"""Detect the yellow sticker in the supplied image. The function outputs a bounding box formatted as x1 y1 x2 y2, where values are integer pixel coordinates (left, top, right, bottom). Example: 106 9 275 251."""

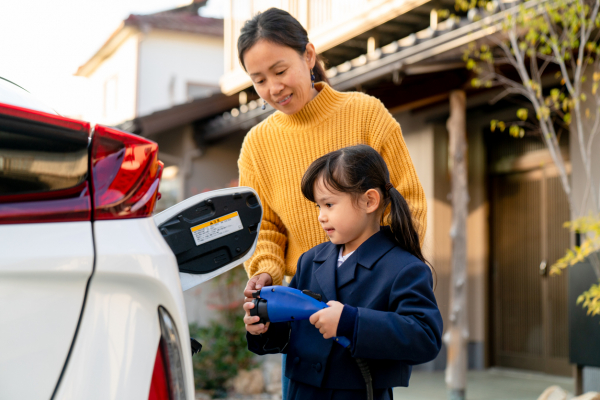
190 212 243 246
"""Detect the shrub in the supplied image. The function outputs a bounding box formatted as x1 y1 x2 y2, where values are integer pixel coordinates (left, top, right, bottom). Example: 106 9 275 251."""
189 266 257 396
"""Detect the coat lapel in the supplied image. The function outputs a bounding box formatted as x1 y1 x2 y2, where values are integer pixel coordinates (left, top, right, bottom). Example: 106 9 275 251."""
312 228 398 301
337 228 398 290
313 243 339 302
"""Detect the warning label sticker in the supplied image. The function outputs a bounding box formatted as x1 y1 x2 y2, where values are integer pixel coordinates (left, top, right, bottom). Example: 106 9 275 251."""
190 212 244 246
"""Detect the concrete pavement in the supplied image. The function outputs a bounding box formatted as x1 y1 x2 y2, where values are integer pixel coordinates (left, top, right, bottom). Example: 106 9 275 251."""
394 369 574 400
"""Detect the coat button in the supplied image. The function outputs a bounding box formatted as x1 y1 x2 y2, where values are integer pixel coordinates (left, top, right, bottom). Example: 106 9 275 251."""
314 362 322 372
293 357 300 365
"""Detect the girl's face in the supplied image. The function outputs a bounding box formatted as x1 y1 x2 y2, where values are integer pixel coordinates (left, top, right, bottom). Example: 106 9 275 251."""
243 39 318 115
313 178 382 254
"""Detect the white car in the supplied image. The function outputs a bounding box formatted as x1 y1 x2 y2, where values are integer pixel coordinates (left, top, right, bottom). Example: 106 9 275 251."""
0 77 262 400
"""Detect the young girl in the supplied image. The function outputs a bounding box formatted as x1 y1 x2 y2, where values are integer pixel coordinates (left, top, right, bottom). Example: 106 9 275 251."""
243 145 443 400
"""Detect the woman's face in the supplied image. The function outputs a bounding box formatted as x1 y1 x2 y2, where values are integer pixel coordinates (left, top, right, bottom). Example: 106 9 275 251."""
243 39 317 115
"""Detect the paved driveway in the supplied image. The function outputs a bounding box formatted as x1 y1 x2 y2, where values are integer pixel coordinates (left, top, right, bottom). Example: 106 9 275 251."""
394 369 574 400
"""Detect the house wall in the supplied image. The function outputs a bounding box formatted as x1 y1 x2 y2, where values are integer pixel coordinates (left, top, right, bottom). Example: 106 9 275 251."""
571 72 600 392
137 30 224 118
153 125 246 327
395 105 489 370
186 131 246 196
84 35 139 126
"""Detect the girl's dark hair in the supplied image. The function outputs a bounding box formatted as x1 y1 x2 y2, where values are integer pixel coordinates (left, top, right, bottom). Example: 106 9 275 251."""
301 144 431 269
237 8 329 84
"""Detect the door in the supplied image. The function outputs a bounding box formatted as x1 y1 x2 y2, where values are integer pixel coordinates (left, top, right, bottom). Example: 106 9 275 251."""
154 186 263 290
490 163 571 375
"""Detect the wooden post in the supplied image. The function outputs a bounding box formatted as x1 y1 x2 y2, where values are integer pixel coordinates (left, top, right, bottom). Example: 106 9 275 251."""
444 90 469 400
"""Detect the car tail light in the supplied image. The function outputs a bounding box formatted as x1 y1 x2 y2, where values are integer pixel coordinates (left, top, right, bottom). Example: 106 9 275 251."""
0 102 90 133
91 125 163 220
149 307 188 400
0 102 91 224
148 344 170 400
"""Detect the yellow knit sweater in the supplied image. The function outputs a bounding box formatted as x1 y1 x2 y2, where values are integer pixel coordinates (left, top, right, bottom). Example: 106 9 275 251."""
238 82 427 285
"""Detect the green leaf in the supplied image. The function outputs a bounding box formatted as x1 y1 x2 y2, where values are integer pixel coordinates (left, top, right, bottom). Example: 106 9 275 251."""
509 125 521 137
517 108 529 120
564 113 572 124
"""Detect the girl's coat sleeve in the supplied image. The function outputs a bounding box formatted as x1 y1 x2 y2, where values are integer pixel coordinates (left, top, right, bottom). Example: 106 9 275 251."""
351 262 443 365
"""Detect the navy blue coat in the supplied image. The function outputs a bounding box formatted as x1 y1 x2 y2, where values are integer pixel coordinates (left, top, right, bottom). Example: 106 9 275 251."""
247 228 443 394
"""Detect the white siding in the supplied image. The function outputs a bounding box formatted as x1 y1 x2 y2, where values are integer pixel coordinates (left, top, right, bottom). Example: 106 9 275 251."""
137 30 224 117
85 35 139 126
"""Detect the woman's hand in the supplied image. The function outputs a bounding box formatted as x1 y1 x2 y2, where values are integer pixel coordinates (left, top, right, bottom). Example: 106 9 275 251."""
243 301 270 335
243 273 273 302
309 301 344 339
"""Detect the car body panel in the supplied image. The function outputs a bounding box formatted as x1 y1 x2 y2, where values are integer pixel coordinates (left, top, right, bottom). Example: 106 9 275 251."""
54 217 194 400
0 78 56 114
0 222 93 400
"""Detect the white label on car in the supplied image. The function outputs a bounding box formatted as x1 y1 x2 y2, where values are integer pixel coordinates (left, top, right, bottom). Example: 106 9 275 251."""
190 212 243 246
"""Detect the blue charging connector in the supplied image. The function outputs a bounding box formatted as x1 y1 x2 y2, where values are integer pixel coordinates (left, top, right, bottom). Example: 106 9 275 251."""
251 286 351 348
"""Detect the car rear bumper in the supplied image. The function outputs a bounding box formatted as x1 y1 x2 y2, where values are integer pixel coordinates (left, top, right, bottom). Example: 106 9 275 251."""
53 217 194 400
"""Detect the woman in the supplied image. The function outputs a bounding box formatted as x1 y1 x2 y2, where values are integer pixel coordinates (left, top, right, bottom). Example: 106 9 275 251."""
236 7 427 397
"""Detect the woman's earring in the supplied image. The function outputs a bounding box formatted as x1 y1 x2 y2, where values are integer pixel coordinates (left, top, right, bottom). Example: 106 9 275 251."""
262 100 266 110
311 69 315 89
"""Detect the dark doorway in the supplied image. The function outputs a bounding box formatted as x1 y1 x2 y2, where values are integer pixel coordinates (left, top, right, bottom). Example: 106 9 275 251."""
488 136 571 376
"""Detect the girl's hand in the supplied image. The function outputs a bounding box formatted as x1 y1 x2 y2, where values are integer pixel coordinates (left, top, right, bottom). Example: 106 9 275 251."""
309 301 344 339
243 301 270 335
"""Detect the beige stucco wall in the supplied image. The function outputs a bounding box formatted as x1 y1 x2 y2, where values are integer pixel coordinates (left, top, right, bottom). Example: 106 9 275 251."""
571 71 600 219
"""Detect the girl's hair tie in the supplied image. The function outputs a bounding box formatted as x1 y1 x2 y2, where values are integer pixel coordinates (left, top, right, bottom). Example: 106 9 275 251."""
385 182 394 192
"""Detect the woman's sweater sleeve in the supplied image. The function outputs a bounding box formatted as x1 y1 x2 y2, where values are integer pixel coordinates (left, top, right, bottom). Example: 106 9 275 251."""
238 144 288 286
370 100 428 244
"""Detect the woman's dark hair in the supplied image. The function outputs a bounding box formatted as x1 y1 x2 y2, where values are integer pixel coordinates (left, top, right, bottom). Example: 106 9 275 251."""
301 144 432 271
237 8 329 84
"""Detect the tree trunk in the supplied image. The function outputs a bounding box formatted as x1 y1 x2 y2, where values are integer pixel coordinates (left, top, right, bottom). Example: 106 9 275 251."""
444 90 469 400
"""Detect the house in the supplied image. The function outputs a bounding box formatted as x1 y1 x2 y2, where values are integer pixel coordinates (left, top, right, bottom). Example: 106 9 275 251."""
75 0 242 328
207 0 600 393
76 0 224 126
